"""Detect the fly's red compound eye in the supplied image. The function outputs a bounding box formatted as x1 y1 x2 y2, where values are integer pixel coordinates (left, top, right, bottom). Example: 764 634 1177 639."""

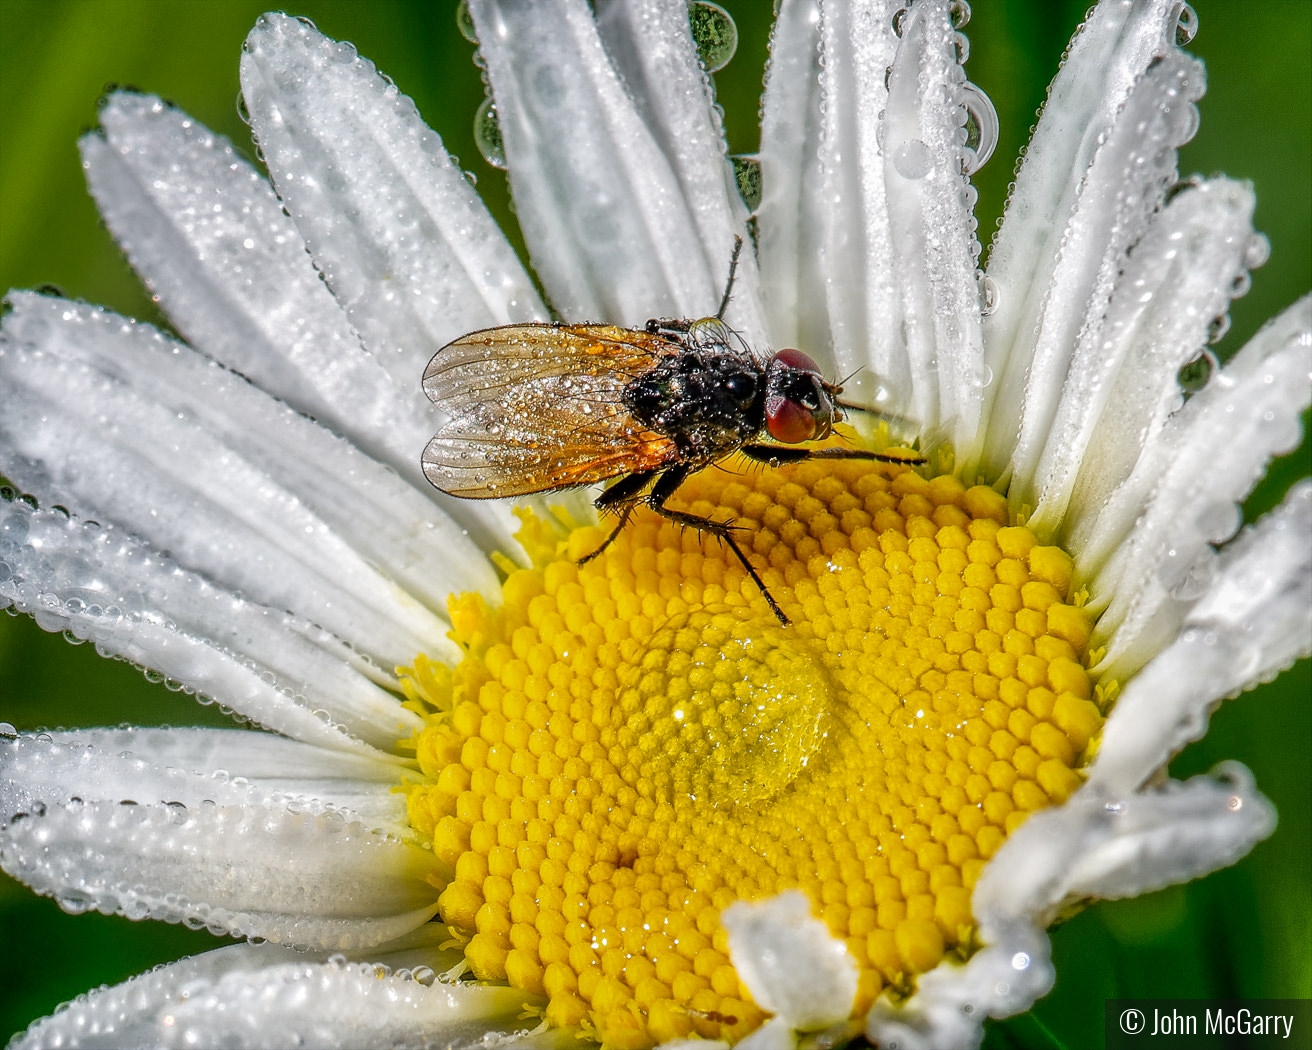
766 397 820 442
773 348 823 373
765 348 834 444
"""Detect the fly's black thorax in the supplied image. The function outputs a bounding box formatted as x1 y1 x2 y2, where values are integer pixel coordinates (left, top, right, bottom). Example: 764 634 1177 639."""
622 346 765 465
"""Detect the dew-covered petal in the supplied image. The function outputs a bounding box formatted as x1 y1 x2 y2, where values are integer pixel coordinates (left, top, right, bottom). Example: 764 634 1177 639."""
758 0 984 441
2 729 412 840
763 0 908 391
1040 177 1257 542
865 923 1052 1050
1090 483 1312 793
81 93 434 481
10 942 545 1050
1088 297 1311 675
592 0 768 344
980 765 1274 925
723 891 858 1032
0 500 420 753
0 789 441 950
868 765 1274 1048
0 293 494 663
467 0 728 326
756 0 830 355
1075 295 1311 572
240 12 547 387
981 0 1203 500
881 0 987 453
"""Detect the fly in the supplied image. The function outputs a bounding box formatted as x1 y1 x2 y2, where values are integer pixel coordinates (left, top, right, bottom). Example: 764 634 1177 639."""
422 239 922 625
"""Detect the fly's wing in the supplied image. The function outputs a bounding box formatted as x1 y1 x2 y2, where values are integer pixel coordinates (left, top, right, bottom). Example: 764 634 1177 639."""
422 324 681 498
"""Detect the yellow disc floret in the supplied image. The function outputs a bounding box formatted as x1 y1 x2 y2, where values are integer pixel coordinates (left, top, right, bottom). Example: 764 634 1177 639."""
401 454 1100 1046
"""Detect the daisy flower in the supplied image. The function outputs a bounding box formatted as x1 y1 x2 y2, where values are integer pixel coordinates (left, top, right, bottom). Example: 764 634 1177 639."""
2 1 1309 1047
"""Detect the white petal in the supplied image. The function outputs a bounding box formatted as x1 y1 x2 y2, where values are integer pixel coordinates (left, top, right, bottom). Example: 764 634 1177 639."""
758 0 985 440
722 890 858 1032
0 792 440 950
1077 295 1310 574
240 13 547 383
771 0 907 391
1090 297 1311 675
10 943 540 1050
1064 764 1277 899
1089 483 1312 792
1046 178 1258 543
467 0 725 325
977 765 1274 927
881 0 987 452
593 0 768 344
1187 480 1312 684
982 2 1203 501
81 93 434 481
0 501 420 753
3 729 412 839
0 293 489 664
756 0 830 355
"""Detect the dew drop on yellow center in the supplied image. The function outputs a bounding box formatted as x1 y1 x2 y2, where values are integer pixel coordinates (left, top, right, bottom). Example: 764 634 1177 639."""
401 455 1102 1047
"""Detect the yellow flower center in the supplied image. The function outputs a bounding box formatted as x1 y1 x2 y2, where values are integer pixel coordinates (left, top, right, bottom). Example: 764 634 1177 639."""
401 452 1102 1047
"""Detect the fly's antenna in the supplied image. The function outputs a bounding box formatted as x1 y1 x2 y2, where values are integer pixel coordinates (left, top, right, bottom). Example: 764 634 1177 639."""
716 235 745 321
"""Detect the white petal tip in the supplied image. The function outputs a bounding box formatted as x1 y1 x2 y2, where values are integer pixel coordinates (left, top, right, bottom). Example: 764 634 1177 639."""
723 890 858 1032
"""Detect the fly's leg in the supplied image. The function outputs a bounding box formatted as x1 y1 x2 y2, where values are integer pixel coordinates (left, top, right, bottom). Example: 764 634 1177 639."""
715 235 744 321
740 444 927 467
643 465 790 627
579 470 656 565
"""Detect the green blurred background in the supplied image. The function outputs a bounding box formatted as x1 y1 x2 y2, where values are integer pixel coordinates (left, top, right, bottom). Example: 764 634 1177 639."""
0 1 1307 1046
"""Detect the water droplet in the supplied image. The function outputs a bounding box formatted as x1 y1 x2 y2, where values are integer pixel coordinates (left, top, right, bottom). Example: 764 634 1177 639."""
0 723 16 740
953 31 970 65
978 273 999 316
1174 2 1199 45
892 139 934 179
1244 232 1271 269
731 154 762 211
1207 314 1231 344
412 966 436 986
961 83 999 175
455 0 478 44
689 2 737 73
1167 559 1213 601
627 607 835 809
473 96 506 170
1230 270 1252 298
1176 348 1217 392
949 0 971 29
892 7 908 37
